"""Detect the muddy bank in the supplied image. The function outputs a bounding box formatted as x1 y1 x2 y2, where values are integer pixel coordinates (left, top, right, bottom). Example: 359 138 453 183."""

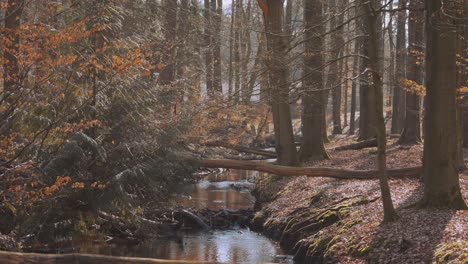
249 173 467 263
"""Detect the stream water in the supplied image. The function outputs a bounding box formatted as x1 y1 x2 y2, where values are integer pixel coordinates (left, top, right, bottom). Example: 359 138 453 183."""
25 167 293 263
162 167 293 263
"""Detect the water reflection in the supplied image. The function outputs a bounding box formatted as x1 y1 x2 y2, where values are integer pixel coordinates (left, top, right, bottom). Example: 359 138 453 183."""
26 166 294 263
178 168 263 211
63 229 291 263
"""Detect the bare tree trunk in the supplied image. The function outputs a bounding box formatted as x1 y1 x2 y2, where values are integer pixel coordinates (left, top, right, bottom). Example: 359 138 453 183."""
179 1 190 70
234 0 241 103
420 0 467 209
343 38 350 128
285 0 293 42
259 0 298 166
204 0 214 97
391 0 407 134
248 33 265 94
456 5 466 171
213 0 223 94
258 34 269 103
330 0 343 135
463 6 468 147
357 7 377 141
399 0 422 144
363 0 398 222
190 0 202 101
228 0 235 98
300 0 329 161
386 3 396 119
241 0 253 103
202 159 421 179
322 1 330 143
160 0 178 86
349 32 359 135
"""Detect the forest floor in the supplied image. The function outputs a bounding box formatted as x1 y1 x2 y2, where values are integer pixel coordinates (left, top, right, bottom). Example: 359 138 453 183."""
252 136 467 264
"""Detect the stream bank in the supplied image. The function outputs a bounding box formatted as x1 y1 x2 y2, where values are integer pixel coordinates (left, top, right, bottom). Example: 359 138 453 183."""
17 165 293 264
247 145 467 264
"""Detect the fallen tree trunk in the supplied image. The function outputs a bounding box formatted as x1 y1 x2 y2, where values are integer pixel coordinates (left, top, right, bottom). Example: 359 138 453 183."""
201 159 421 180
333 139 377 151
177 209 211 230
223 154 272 160
0 251 218 264
203 142 277 158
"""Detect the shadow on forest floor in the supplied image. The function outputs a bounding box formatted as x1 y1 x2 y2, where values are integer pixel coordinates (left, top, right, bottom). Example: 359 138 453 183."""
367 185 459 263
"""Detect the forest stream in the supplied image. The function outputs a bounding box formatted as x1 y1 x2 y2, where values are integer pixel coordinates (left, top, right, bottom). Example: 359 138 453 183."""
23 165 294 264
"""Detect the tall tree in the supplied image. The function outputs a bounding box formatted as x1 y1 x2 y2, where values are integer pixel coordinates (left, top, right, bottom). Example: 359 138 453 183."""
349 39 359 135
160 0 178 86
357 2 377 141
455 1 466 171
241 0 253 103
228 0 235 98
212 0 223 94
204 0 214 97
3 0 25 106
363 0 398 222
300 0 329 161
234 0 241 102
391 0 407 134
398 0 422 144
420 0 467 209
330 0 344 135
285 0 293 43
258 0 298 165
190 0 202 101
463 4 468 147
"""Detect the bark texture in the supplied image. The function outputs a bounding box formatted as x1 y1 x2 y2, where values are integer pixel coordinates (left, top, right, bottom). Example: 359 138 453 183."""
213 0 223 94
364 0 398 221
330 0 344 135
349 35 359 135
299 0 330 161
159 0 178 86
391 0 407 134
260 0 298 165
204 0 214 96
357 3 377 141
420 0 467 209
399 0 423 144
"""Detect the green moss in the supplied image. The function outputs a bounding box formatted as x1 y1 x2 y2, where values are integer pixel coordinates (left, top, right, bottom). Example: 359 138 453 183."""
309 191 323 204
277 187 292 196
338 219 362 234
338 207 351 218
318 210 339 224
308 233 333 253
433 241 468 263
346 236 373 257
348 244 372 257
359 245 372 256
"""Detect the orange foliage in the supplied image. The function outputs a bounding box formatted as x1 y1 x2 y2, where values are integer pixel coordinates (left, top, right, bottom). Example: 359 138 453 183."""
401 78 426 97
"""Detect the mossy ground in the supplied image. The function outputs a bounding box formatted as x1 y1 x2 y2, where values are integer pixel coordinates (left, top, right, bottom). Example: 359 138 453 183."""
251 154 467 263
